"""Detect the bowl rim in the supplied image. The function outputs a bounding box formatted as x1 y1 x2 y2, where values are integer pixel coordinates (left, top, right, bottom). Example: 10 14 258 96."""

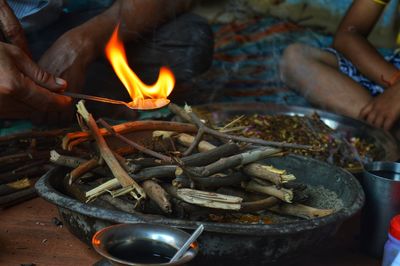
92 223 198 266
364 161 400 183
36 154 365 236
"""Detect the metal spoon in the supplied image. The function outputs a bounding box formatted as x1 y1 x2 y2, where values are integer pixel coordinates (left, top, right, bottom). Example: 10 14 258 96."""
170 224 204 263
62 92 170 110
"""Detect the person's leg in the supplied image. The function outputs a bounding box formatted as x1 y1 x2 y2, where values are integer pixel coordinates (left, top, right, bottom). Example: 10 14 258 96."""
126 13 214 84
280 43 372 119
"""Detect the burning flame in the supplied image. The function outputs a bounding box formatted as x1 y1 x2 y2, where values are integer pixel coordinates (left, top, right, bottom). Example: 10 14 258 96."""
105 24 175 110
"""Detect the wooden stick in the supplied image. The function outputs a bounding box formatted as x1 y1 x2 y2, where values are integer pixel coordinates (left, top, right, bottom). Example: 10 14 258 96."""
0 178 31 196
251 176 273 187
98 119 172 163
243 164 296 185
128 158 163 168
62 120 197 150
0 151 49 165
9 159 48 174
50 150 108 176
183 127 204 156
142 180 172 213
176 134 293 187
113 152 132 173
85 165 178 201
243 180 293 203
76 101 145 201
134 165 177 182
68 175 139 213
181 143 240 167
176 188 243 210
190 172 247 189
0 187 37 208
85 178 120 201
240 197 280 212
50 150 88 168
184 147 281 177
176 133 216 152
168 103 192 122
0 167 46 185
172 176 192 189
268 203 335 219
169 197 205 219
283 182 307 191
69 158 99 185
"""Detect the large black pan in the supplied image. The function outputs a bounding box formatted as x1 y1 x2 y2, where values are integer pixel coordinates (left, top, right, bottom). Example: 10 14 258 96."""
36 155 364 265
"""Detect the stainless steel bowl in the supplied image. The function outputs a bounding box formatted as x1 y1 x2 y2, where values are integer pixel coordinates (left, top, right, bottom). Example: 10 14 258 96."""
92 223 198 266
361 162 400 257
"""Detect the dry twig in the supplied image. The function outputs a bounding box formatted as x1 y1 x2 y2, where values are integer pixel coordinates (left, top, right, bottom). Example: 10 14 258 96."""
76 101 145 202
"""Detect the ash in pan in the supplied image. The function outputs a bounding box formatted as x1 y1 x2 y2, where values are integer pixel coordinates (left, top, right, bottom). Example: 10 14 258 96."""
221 113 377 171
305 185 344 211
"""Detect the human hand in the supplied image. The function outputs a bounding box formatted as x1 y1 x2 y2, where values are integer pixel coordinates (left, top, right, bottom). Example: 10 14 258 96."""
0 42 72 123
359 84 400 130
39 26 96 94
0 0 72 124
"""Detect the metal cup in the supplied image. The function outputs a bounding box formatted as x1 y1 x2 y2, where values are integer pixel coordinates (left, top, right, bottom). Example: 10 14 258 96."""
361 161 400 257
92 223 199 266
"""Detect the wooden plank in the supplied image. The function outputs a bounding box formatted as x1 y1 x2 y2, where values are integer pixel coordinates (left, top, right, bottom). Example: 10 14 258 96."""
0 198 100 266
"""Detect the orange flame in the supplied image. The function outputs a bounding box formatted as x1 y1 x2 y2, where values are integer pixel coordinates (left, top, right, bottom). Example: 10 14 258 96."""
105 24 175 109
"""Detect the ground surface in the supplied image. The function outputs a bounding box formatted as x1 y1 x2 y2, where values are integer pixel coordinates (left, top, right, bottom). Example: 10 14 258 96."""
0 197 381 266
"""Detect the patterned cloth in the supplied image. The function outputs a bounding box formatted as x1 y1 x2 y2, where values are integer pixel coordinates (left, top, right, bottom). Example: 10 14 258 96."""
8 0 63 32
325 47 400 96
186 17 333 106
7 0 113 32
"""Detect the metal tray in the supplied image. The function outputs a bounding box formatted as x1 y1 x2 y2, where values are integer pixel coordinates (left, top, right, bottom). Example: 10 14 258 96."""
194 102 400 166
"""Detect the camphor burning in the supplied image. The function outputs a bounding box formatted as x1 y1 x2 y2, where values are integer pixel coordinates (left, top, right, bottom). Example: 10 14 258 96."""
105 24 175 110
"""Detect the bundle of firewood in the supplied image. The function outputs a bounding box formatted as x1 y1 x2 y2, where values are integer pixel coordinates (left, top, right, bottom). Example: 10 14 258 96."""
48 101 336 222
0 128 71 208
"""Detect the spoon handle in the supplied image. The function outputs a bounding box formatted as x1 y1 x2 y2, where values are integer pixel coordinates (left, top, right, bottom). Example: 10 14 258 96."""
170 224 204 262
63 92 127 106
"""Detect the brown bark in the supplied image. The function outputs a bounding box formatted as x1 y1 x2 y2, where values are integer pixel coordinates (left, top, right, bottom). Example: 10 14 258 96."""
63 120 196 150
0 187 37 208
243 180 293 203
181 143 241 167
142 180 172 213
243 164 296 185
186 147 281 177
69 158 99 185
76 101 145 201
269 203 335 219
98 119 172 163
240 197 280 212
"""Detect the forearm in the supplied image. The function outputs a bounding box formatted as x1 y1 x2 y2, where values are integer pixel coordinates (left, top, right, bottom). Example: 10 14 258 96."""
333 31 398 87
73 0 193 62
331 0 397 87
